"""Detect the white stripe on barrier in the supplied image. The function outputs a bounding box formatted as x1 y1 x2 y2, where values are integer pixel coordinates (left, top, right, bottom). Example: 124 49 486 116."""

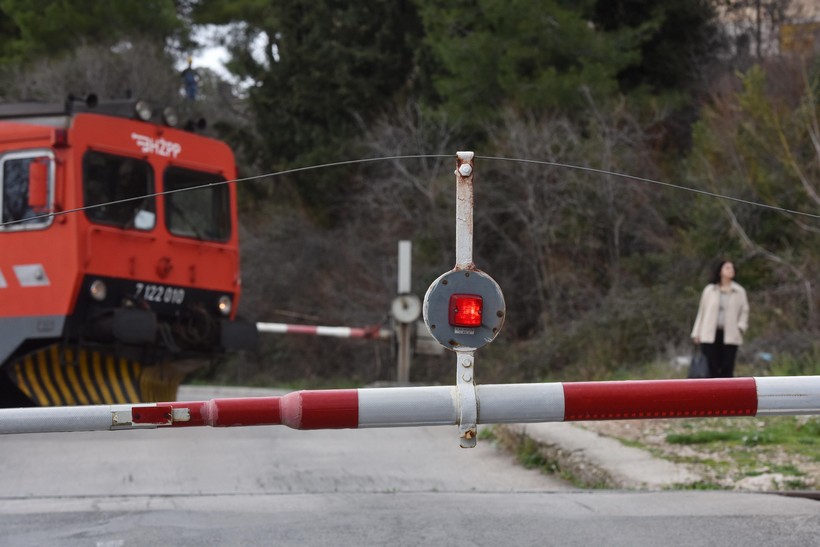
0 407 112 433
0 404 164 434
315 326 354 338
358 386 457 427
755 376 820 415
478 383 565 423
257 323 288 334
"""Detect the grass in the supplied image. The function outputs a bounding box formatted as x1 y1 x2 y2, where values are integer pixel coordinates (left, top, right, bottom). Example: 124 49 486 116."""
664 416 820 458
482 426 612 489
617 416 820 489
667 430 741 444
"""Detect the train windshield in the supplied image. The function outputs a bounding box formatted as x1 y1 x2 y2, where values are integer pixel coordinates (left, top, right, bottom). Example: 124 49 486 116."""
164 167 230 242
83 152 155 230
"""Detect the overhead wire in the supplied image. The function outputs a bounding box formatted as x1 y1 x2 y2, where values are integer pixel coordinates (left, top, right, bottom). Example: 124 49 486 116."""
1 153 818 228
477 155 820 220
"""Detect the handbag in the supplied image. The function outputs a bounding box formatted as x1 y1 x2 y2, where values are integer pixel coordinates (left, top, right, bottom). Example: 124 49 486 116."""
688 346 710 379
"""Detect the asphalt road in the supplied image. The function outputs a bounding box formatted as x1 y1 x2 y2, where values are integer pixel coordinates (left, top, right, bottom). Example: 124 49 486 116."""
0 385 818 546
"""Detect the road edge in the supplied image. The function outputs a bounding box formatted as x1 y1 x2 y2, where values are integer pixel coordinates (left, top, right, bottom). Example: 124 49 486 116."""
496 422 702 490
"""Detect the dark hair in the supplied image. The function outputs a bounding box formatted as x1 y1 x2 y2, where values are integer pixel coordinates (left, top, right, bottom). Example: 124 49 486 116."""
709 260 734 285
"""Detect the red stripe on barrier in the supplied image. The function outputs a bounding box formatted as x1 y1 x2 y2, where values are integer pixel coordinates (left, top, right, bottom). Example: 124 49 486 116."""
201 397 282 427
280 389 359 429
287 325 318 335
132 404 174 425
563 378 758 421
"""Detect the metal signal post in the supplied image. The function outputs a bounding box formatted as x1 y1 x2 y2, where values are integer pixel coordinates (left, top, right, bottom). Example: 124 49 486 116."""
421 152 506 447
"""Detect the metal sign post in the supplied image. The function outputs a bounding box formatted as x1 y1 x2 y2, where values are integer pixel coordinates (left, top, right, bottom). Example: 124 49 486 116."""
392 240 421 385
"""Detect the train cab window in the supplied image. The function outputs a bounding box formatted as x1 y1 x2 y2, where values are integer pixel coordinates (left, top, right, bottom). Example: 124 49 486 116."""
83 151 155 230
164 167 230 242
0 152 54 231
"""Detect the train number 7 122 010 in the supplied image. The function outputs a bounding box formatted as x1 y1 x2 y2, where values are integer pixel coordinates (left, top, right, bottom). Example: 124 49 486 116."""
135 282 186 305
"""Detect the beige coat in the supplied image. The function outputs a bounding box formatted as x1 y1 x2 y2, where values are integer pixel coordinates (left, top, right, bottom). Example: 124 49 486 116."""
691 282 749 345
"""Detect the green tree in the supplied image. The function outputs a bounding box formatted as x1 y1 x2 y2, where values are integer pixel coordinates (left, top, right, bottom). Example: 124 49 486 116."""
589 0 722 96
0 0 184 62
192 0 423 221
414 0 642 123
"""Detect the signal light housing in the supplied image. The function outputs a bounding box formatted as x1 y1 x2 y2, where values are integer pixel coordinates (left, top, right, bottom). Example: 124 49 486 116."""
448 294 483 328
423 269 505 351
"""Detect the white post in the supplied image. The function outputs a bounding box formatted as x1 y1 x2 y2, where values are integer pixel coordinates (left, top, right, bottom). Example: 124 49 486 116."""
397 240 413 385
398 240 412 294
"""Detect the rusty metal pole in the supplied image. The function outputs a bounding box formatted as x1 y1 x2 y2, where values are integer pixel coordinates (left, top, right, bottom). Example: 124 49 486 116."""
455 152 475 272
454 151 477 447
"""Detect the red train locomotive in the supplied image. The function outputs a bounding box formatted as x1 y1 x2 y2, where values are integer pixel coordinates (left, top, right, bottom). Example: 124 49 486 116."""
0 96 257 407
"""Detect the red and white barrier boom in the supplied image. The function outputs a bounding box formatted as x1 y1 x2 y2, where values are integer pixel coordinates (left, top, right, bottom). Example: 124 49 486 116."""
256 322 390 339
1 376 819 435
2 153 817 443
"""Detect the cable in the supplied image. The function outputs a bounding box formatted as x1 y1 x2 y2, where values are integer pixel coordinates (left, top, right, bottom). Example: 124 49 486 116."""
477 155 820 220
1 153 817 228
0 155 449 228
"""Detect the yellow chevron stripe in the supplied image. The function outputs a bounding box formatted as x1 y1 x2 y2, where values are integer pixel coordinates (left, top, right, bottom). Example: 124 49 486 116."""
62 349 90 406
37 350 63 406
6 345 149 407
49 348 76 406
14 362 33 399
92 352 114 404
24 354 50 406
79 349 103 405
106 354 127 403
121 357 141 402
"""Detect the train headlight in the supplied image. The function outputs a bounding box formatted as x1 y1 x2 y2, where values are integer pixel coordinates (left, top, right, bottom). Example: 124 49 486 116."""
162 106 178 127
134 100 153 121
90 280 107 302
218 295 232 316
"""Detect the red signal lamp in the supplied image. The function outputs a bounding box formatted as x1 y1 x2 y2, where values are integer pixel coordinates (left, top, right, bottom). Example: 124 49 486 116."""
448 294 483 327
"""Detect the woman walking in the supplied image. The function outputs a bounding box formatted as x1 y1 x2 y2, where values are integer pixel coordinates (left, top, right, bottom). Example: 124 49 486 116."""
691 260 750 378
